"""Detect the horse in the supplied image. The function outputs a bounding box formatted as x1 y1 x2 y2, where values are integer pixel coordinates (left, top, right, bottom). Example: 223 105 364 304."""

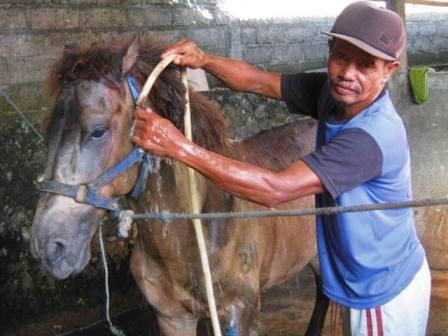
30 37 329 336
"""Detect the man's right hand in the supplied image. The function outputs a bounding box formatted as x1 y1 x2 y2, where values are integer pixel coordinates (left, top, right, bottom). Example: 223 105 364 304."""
161 38 208 69
161 38 282 99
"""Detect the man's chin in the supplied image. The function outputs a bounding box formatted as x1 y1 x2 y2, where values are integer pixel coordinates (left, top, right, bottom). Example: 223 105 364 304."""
330 89 358 105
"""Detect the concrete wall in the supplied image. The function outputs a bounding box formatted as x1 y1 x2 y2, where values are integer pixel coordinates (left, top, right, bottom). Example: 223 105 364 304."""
1 1 447 334
1 2 447 113
406 13 448 65
400 71 448 271
0 0 228 114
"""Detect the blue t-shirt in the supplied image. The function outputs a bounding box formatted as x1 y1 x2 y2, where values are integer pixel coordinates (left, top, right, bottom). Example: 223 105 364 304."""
281 73 425 309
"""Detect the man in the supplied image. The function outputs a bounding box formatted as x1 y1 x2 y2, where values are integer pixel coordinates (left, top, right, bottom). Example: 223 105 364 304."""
133 1 430 335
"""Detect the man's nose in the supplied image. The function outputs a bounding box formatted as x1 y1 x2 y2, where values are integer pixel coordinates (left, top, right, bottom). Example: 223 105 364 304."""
340 62 357 80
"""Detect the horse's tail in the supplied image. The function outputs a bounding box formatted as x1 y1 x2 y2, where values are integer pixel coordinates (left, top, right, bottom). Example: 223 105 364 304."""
304 265 330 336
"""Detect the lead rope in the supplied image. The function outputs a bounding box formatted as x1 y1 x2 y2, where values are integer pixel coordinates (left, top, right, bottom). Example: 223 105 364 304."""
131 55 222 336
99 222 126 336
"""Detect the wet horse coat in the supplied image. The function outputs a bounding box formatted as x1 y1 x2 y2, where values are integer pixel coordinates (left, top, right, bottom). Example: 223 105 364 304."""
31 38 328 335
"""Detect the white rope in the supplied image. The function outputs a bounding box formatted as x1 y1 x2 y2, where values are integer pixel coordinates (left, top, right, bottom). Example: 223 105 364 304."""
99 222 126 336
181 68 222 336
136 53 177 107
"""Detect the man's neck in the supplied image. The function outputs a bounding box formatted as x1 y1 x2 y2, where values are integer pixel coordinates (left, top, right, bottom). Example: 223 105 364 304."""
337 102 369 121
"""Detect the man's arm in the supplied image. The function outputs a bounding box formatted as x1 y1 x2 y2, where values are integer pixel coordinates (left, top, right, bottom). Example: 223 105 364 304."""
133 108 324 207
162 38 282 99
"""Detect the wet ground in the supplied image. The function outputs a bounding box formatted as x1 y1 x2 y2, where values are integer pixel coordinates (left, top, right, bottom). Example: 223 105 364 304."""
48 267 318 336
41 266 448 336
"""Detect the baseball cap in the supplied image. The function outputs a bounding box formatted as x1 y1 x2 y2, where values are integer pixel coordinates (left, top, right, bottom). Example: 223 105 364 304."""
322 1 406 61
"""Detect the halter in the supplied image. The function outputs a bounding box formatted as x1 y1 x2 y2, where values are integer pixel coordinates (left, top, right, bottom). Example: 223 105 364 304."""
36 75 152 217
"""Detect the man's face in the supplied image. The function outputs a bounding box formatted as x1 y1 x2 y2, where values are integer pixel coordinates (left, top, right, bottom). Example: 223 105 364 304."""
327 39 399 111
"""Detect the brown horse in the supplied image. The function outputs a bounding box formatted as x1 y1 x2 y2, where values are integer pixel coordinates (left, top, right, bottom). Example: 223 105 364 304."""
30 38 328 335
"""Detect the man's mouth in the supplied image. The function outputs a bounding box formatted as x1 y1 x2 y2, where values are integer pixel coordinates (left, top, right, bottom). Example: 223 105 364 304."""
335 84 357 95
331 78 361 95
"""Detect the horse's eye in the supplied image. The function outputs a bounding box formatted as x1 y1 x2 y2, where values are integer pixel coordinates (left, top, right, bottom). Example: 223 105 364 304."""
90 127 109 140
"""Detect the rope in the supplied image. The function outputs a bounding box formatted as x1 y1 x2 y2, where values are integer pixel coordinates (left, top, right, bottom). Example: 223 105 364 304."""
0 88 45 142
129 196 448 222
135 53 177 107
181 68 222 336
98 223 126 336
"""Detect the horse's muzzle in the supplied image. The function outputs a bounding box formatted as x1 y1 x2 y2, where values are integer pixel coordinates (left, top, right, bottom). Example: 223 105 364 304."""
33 236 90 279
30 234 71 279
31 194 103 279
45 238 68 270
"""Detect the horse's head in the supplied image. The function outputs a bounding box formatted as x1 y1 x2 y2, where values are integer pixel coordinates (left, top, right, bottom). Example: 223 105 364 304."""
31 37 226 280
30 38 149 279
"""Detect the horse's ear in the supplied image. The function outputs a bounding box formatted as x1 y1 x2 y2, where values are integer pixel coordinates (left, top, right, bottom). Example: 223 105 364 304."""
63 42 80 54
122 36 140 75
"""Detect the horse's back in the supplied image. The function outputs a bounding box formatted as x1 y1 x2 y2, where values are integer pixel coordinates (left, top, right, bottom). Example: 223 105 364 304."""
225 118 318 289
234 117 317 170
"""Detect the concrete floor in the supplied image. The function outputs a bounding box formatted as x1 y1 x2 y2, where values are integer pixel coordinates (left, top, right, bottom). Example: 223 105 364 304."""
260 267 448 336
14 265 444 336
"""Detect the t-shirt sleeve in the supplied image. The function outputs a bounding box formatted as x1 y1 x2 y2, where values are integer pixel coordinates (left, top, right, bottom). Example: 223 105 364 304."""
281 72 328 119
302 127 383 199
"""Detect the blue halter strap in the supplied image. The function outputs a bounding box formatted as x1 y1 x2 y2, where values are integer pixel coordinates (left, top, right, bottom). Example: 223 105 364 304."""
37 146 146 212
127 75 140 105
126 75 153 199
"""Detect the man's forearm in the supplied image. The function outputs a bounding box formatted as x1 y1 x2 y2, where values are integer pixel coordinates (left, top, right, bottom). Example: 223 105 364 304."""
132 108 324 205
203 54 282 99
173 138 323 207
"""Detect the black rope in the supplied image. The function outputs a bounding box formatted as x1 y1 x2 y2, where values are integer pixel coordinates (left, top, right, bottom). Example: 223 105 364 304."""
131 196 448 222
0 88 45 142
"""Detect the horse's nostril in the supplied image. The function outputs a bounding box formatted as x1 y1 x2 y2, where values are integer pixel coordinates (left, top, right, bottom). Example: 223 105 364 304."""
46 239 67 268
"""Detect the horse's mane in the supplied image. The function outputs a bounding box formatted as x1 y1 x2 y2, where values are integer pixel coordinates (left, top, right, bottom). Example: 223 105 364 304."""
47 39 227 151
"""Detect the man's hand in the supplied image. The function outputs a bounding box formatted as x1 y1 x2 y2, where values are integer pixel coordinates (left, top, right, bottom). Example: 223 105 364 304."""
161 38 208 69
133 107 186 158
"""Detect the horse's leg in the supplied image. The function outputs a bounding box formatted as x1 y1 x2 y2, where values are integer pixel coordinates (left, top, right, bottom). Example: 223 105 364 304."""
157 315 199 336
131 243 199 335
304 265 329 336
221 294 259 336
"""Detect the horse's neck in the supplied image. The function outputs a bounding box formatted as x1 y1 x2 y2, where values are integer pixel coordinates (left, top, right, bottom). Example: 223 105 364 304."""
138 157 207 224
173 160 207 211
131 157 214 269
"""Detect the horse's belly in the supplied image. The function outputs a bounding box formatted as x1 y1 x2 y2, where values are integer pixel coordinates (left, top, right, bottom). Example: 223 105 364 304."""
258 201 317 289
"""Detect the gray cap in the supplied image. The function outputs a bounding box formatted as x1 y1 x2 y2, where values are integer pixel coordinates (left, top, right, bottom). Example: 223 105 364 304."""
322 1 406 61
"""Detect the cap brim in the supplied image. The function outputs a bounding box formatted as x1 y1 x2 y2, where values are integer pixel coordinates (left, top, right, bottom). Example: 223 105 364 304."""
321 31 397 61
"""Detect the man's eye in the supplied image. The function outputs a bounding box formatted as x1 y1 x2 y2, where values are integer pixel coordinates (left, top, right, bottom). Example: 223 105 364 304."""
359 61 373 69
91 127 109 140
333 53 346 62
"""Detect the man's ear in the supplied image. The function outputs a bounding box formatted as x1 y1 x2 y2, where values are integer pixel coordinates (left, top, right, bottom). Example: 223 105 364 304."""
384 60 400 81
